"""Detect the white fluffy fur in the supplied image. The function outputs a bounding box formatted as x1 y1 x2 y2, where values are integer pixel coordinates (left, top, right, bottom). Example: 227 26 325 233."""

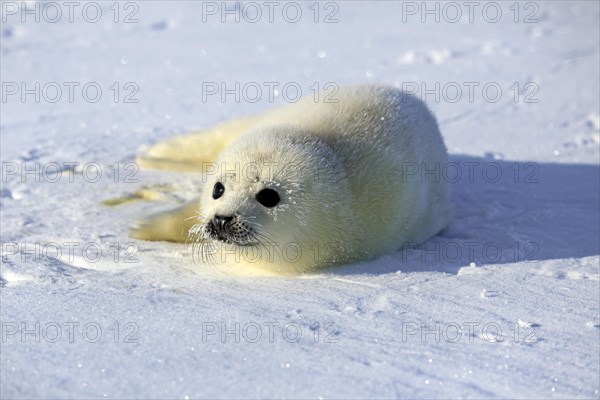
131 85 452 275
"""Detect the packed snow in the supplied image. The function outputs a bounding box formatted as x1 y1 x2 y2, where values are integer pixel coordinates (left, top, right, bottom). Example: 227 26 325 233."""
1 1 599 398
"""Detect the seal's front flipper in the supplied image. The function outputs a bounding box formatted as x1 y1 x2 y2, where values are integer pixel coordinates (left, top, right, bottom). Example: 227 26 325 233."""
137 116 261 172
130 199 201 243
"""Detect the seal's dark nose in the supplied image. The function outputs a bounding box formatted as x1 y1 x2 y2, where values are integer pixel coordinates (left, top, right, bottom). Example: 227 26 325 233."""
213 215 233 233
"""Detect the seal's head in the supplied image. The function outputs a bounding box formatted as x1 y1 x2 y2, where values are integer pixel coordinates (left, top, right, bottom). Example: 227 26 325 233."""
190 126 356 274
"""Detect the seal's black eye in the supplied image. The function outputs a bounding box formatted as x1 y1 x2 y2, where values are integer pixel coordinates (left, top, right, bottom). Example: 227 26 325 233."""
256 188 280 208
212 182 225 199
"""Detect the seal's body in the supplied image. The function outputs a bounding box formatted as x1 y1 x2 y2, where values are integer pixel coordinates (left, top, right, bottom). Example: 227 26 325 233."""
132 85 452 274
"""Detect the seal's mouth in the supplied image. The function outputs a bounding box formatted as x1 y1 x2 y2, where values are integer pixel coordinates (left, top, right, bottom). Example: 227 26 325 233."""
205 221 258 247
212 234 258 247
216 237 258 247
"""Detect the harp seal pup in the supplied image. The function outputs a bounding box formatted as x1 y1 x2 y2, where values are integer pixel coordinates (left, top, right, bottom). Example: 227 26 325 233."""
131 85 452 275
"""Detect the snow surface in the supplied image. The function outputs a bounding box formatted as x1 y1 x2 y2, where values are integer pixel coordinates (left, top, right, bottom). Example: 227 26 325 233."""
1 1 599 398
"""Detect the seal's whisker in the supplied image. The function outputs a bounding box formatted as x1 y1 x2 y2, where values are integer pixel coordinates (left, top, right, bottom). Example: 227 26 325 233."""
247 221 277 244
